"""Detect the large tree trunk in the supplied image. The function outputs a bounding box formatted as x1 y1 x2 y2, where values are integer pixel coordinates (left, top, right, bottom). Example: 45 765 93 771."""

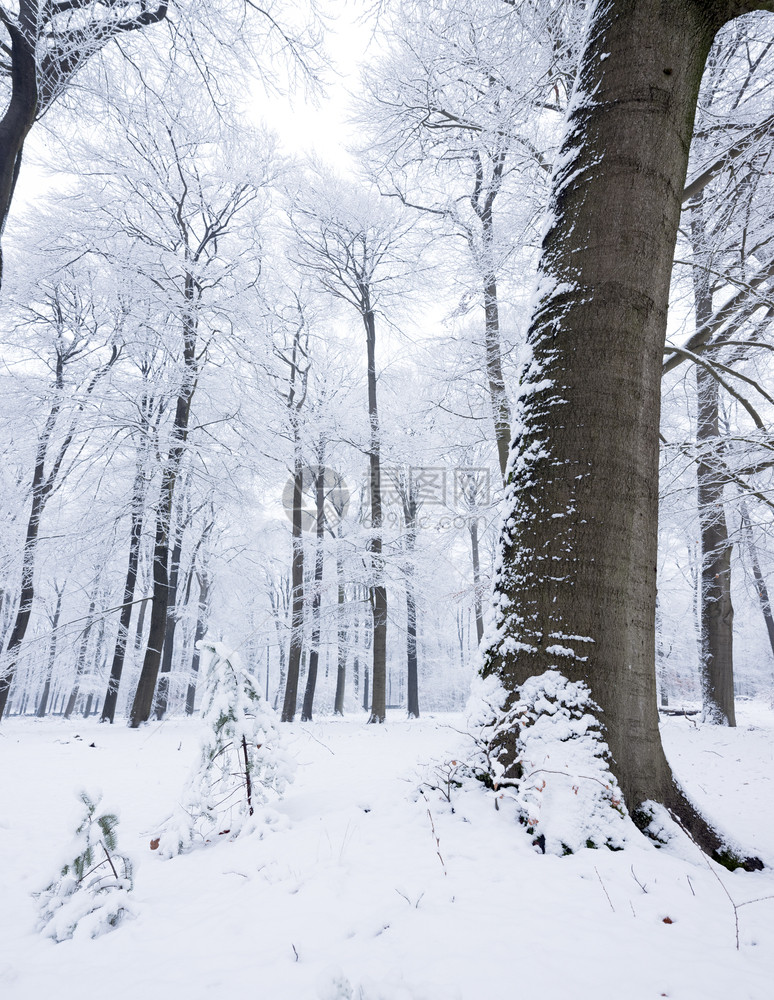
0 2 38 284
483 0 771 863
365 307 387 723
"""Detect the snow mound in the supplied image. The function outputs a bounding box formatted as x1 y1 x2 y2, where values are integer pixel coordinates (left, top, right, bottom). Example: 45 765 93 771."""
468 669 627 855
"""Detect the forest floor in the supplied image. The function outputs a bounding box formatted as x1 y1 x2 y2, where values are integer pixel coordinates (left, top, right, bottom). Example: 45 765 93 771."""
1 700 774 1000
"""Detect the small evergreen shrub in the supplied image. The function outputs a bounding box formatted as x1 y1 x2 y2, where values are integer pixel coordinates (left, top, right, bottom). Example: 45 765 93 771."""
37 790 134 942
154 640 294 857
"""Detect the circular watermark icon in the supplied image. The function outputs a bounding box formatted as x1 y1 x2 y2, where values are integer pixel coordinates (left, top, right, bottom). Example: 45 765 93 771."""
282 465 350 533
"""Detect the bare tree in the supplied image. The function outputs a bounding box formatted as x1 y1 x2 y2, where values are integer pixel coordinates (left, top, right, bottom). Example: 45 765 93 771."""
0 1 168 282
288 173 417 723
0 276 120 720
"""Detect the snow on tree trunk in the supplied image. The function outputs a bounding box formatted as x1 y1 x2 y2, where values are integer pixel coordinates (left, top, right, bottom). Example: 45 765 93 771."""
478 0 772 864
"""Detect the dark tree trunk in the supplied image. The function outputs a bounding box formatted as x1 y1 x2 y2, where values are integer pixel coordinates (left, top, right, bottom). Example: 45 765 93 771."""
690 194 735 725
0 1 38 284
364 307 387 723
333 535 348 716
470 519 485 647
153 510 186 719
0 392 62 719
301 461 326 721
401 485 420 719
352 615 360 700
695 363 736 724
129 273 197 728
483 0 771 862
281 458 306 722
101 468 145 723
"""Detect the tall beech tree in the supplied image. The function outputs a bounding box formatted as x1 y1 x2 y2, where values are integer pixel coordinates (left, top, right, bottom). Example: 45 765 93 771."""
0 277 119 720
481 0 774 864
289 174 416 723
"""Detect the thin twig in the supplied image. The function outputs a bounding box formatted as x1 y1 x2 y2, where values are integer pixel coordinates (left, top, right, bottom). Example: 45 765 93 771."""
595 867 615 912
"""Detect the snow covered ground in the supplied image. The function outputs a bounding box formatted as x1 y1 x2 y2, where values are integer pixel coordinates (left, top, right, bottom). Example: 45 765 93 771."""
1 702 774 1000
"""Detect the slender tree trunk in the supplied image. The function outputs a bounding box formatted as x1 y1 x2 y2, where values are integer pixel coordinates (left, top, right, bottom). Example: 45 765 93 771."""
64 591 98 720
690 194 735 725
129 273 197 728
695 362 736 724
101 468 145 723
333 533 348 716
352 615 360 700
364 307 387 723
739 500 774 663
282 458 305 722
154 510 186 719
470 147 511 482
301 461 326 721
186 571 210 715
0 397 61 719
36 584 64 718
483 0 770 861
469 519 485 646
655 596 670 709
482 269 511 483
402 490 420 719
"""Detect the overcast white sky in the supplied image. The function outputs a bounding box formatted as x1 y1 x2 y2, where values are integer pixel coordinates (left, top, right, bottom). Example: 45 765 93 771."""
259 2 375 171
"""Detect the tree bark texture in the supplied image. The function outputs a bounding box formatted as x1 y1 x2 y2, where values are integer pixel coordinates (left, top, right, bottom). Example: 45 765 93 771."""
364 307 387 723
690 195 736 726
483 0 771 860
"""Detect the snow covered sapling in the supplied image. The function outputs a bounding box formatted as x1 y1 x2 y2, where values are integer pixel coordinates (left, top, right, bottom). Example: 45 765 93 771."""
36 791 134 942
154 640 294 856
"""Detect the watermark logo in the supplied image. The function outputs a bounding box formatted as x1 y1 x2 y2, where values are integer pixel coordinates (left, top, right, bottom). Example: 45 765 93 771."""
282 465 350 532
283 465 493 533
